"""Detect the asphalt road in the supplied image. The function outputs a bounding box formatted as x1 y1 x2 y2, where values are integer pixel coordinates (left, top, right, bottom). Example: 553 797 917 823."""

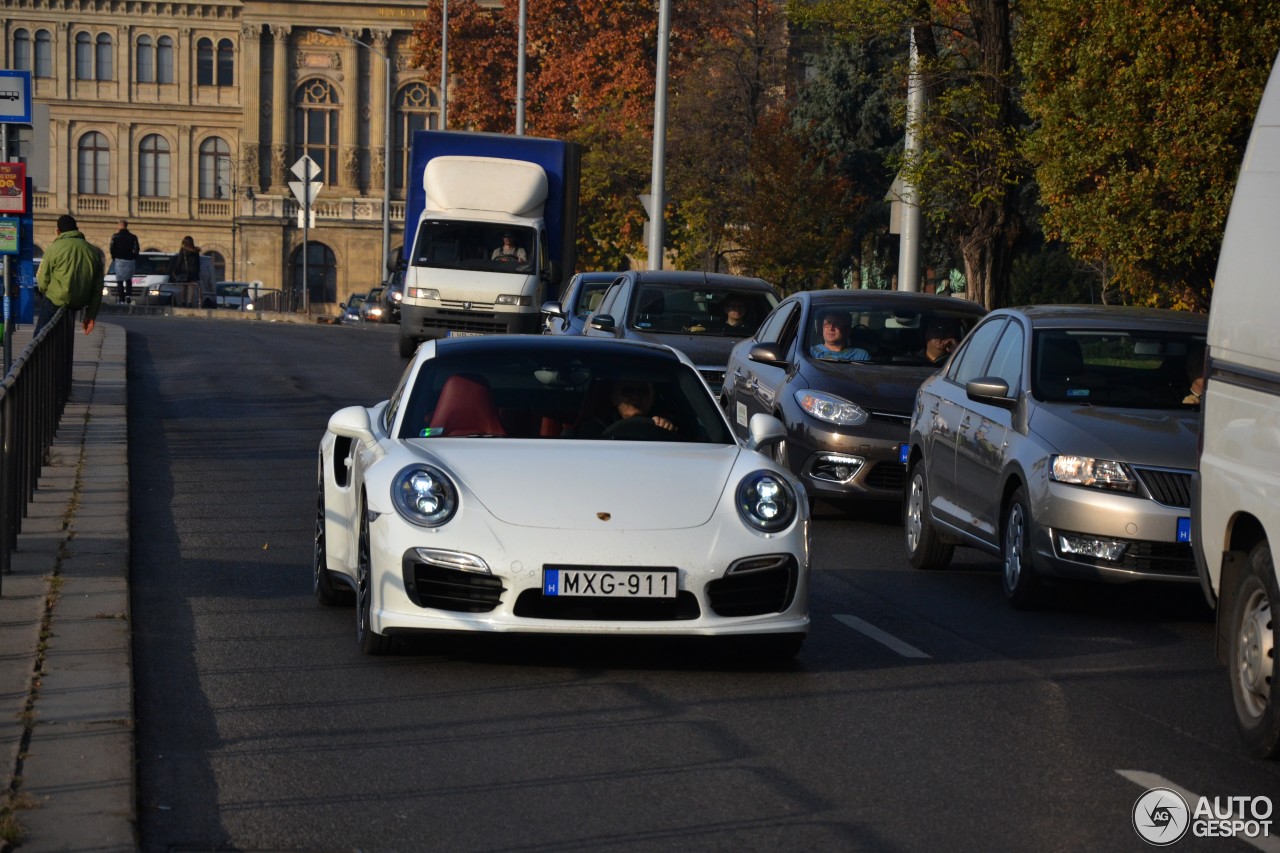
118 315 1280 852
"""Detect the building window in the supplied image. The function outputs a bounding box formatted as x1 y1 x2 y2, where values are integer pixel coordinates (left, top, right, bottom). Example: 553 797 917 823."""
77 132 110 195
75 32 93 80
199 137 232 199
395 83 438 191
205 251 226 282
139 134 170 197
96 33 113 80
217 38 234 86
35 30 52 78
13 30 30 73
197 38 213 86
294 79 340 184
157 36 174 84
291 241 337 305
137 36 154 83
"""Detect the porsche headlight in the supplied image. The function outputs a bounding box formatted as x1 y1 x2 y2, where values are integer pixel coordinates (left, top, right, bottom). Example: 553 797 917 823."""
795 390 868 426
391 465 458 526
736 471 798 533
1050 455 1136 493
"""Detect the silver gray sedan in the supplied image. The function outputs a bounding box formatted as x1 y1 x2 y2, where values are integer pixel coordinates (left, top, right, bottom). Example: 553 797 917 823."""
904 305 1208 608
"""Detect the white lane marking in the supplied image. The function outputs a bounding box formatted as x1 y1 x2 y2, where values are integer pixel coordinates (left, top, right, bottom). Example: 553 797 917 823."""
834 614 931 659
1117 769 1280 853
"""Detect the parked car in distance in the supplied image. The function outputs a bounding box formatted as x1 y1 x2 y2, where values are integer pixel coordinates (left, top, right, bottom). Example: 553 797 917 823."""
723 290 985 507
215 281 275 310
582 270 779 393
1194 51 1280 759
382 268 404 324
362 286 388 323
102 251 173 303
315 335 809 658
140 254 216 308
905 305 1208 609
541 271 619 335
340 293 366 323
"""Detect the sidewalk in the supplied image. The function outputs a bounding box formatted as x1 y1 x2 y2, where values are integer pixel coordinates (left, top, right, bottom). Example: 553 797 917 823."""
0 322 134 851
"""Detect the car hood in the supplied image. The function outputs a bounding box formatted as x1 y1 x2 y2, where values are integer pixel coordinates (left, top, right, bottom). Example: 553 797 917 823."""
1027 404 1199 468
627 330 741 366
404 440 744 529
803 359 938 413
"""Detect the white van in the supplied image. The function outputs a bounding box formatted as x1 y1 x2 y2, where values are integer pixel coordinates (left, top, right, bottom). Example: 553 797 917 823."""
1194 52 1280 759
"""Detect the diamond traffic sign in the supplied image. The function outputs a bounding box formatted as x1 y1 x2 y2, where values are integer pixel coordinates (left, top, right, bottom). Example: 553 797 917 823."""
288 181 323 206
291 154 321 182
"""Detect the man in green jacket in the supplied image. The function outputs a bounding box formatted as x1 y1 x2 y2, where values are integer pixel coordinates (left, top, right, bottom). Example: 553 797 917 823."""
36 214 104 335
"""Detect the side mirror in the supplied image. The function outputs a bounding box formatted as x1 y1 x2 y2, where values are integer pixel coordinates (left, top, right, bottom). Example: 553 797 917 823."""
748 343 789 369
746 413 787 453
541 300 566 320
966 377 1016 409
328 405 375 441
589 314 617 334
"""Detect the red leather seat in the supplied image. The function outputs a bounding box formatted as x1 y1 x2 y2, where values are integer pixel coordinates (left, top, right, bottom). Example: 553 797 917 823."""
429 374 506 437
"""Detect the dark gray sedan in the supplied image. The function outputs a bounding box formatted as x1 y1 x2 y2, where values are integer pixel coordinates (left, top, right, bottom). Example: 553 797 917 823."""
581 270 779 393
904 305 1208 608
722 290 985 506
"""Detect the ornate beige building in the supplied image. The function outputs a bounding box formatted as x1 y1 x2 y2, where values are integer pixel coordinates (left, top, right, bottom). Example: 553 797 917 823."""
3 0 461 313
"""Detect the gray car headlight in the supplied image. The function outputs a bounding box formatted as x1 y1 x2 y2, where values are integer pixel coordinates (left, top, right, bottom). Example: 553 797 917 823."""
795 390 868 426
392 465 458 526
736 471 798 533
1050 455 1136 493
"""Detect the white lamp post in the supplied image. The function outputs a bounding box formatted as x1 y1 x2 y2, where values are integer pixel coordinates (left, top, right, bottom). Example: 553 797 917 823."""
319 29 393 278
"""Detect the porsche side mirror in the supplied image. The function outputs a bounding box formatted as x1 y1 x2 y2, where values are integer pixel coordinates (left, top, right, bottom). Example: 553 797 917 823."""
746 413 787 453
328 405 374 441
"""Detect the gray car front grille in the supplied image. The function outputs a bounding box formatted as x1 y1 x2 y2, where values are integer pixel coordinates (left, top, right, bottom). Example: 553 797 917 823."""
1131 466 1193 509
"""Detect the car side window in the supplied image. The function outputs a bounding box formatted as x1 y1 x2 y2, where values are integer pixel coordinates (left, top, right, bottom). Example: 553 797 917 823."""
756 301 798 344
985 321 1025 392
951 318 1007 384
595 279 626 318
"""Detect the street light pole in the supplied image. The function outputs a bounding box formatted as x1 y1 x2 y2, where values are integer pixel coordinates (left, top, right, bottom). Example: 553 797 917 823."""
319 29 393 279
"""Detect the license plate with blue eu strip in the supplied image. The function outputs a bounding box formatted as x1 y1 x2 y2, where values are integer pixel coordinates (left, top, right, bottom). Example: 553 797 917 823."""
543 568 677 598
1177 517 1191 543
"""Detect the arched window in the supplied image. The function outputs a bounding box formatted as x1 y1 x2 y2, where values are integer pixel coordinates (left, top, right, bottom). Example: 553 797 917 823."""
75 32 93 80
139 134 170 197
291 242 337 305
35 30 52 78
204 251 226 282
136 35 154 83
294 79 340 183
13 30 30 73
196 37 214 86
157 36 174 84
395 83 438 191
198 137 232 199
96 33 113 80
217 39 234 86
77 132 110 195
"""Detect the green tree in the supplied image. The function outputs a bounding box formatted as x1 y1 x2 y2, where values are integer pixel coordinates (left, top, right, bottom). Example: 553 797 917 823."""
792 0 1028 308
1017 0 1280 310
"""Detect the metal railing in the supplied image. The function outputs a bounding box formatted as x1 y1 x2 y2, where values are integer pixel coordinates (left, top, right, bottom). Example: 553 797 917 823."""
0 308 75 594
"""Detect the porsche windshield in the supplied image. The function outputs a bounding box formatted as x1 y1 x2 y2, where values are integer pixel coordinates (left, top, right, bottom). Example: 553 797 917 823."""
399 346 735 442
410 221 536 276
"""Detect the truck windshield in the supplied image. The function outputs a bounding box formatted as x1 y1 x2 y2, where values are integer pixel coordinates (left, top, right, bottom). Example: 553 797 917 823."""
410 220 536 275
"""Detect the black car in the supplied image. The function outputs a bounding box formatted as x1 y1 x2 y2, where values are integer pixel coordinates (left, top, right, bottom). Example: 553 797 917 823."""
722 289 986 506
540 271 619 336
581 270 779 393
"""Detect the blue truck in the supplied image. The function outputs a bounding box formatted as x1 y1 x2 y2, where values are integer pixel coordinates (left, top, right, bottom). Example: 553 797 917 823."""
396 130 582 357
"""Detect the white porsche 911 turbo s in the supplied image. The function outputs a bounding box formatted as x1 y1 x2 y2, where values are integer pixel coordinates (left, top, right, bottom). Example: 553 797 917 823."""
316 335 811 657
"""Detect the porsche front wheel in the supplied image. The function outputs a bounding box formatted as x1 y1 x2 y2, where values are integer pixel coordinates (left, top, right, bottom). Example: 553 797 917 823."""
355 496 394 655
313 465 349 606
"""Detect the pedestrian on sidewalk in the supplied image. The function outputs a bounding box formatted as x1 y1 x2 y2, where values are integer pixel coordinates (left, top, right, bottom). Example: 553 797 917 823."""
35 213 104 335
167 235 201 284
108 219 141 303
